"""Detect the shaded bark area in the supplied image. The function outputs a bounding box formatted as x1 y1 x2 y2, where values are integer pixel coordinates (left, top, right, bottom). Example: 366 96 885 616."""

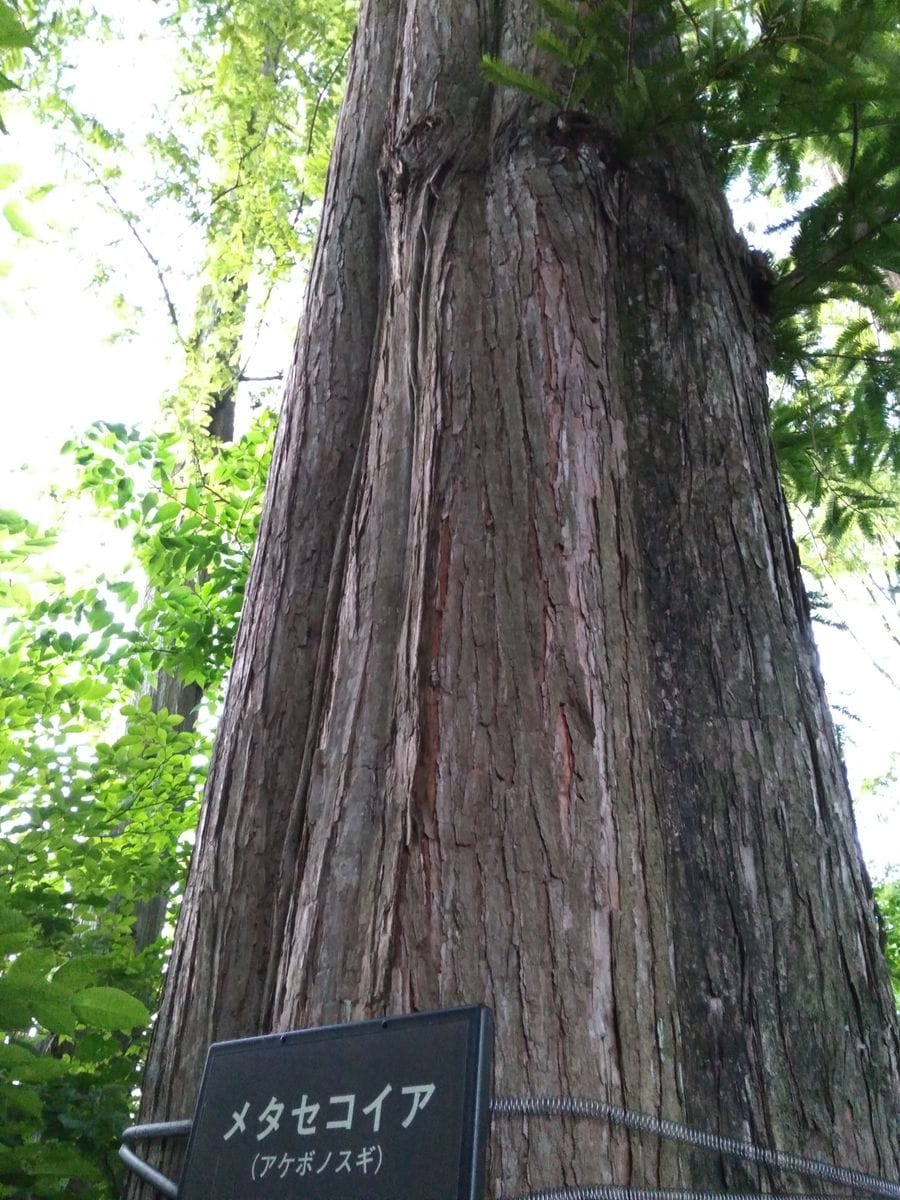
126 7 399 1185
127 1 900 1196
613 158 900 1183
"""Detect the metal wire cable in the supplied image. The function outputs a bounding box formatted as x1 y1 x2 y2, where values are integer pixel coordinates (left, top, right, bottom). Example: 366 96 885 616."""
502 1190 855 1200
117 1097 899 1200
491 1096 900 1200
117 1121 190 1198
504 1190 864 1200
117 1144 178 1199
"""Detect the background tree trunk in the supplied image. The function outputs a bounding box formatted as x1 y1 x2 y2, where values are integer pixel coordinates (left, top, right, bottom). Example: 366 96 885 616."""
131 310 237 957
126 1 900 1196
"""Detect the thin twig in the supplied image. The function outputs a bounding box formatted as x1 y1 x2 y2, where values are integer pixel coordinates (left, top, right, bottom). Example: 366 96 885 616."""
306 40 352 158
780 209 898 294
848 101 860 179
74 151 185 345
796 508 900 694
861 576 900 654
805 350 894 363
732 117 895 150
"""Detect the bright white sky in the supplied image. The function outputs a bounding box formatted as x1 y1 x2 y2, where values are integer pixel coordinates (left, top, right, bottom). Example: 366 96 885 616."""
0 15 897 879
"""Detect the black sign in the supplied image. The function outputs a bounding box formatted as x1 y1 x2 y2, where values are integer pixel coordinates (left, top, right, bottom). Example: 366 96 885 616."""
177 1005 493 1200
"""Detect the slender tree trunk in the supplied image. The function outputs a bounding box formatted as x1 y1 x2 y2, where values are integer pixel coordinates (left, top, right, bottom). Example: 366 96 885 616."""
131 322 237 957
126 2 900 1196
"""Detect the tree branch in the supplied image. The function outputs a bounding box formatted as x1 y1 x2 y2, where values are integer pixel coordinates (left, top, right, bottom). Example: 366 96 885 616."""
778 209 898 297
73 151 186 345
306 41 352 158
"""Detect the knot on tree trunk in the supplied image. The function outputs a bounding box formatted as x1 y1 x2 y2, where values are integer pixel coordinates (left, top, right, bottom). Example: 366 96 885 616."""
382 110 454 202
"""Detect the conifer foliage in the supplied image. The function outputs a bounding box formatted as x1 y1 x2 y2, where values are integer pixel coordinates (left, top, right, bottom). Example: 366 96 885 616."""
0 0 898 1194
484 0 900 540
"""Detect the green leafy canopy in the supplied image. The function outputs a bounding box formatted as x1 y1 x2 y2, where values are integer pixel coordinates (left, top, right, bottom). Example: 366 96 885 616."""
0 1 33 130
0 0 355 1193
0 412 276 1195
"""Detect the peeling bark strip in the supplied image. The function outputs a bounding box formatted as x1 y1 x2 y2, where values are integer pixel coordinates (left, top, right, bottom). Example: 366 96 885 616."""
128 2 900 1198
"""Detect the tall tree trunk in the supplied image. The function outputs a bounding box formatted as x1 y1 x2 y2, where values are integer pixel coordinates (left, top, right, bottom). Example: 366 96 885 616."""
126 2 900 1196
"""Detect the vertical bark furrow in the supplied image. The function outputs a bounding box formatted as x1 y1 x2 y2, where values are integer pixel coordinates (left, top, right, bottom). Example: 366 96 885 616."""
126 5 402 1191
615 150 899 1182
134 6 899 1200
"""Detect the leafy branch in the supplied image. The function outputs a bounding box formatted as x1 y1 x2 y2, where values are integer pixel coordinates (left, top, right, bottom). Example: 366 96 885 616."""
483 0 900 545
72 150 186 344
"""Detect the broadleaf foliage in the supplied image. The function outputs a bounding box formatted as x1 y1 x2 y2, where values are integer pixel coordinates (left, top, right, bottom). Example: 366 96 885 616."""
1 0 898 1193
0 0 354 1193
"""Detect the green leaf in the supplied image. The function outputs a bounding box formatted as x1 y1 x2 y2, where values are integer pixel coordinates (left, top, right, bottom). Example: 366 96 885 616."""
0 980 34 1028
25 1142 102 1180
4 1081 42 1119
0 507 28 532
29 988 77 1035
71 985 150 1031
0 1041 66 1081
0 904 31 936
2 201 34 237
51 956 105 992
155 500 183 523
480 55 561 105
73 1030 117 1063
0 2 32 49
3 946 57 984
0 929 32 954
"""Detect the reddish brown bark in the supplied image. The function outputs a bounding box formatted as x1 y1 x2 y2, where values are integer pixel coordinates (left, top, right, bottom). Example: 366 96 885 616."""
126 2 900 1197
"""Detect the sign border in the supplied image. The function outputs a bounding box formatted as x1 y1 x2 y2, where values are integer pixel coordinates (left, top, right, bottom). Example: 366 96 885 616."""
177 1004 494 1200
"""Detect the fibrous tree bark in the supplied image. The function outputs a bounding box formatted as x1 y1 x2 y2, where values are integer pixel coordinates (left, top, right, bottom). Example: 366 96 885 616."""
126 1 900 1196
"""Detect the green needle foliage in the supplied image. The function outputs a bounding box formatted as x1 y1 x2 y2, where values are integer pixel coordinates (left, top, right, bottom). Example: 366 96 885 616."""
876 878 900 1005
65 413 276 693
483 0 900 547
1 0 897 1191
